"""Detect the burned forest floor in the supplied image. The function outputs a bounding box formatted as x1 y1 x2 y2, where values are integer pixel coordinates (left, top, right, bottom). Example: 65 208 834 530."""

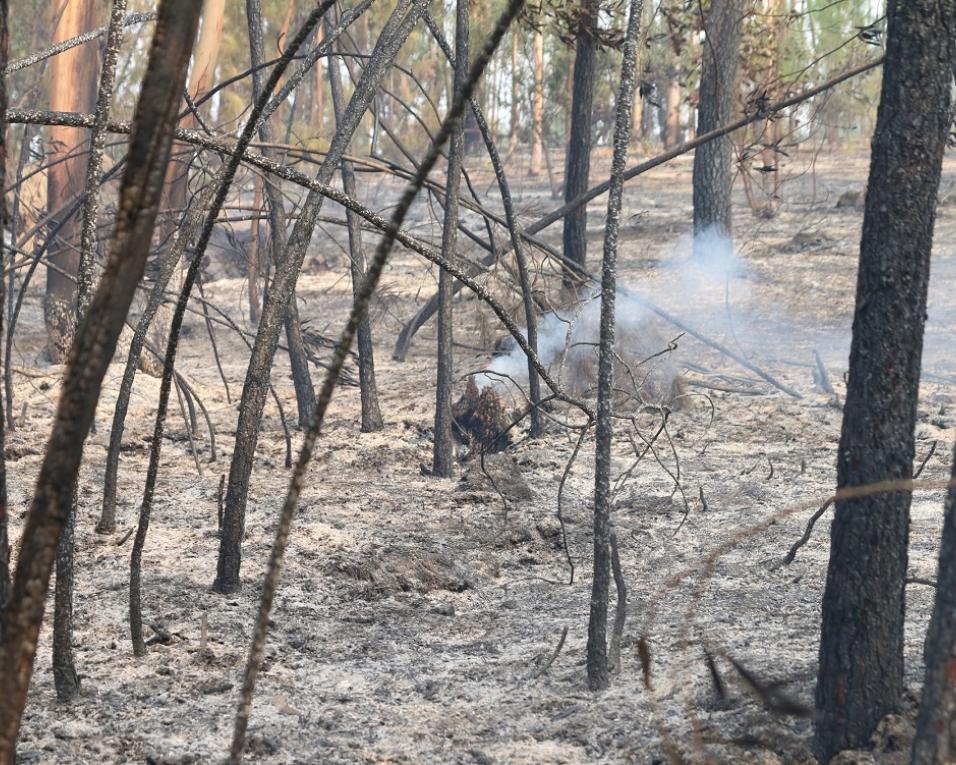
8 148 956 764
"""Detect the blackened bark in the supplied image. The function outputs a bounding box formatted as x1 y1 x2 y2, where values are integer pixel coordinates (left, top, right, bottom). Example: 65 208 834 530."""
814 3 955 761
691 0 741 241
562 0 598 277
587 0 643 692
326 18 383 433
0 3 201 758
433 0 469 477
52 495 79 700
215 0 424 594
914 447 956 763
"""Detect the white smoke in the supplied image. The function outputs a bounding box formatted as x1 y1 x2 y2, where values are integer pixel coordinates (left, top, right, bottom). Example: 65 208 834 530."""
479 226 750 402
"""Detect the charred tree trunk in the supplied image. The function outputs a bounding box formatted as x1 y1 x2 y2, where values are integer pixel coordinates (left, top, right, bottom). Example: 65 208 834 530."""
587 0 643 693
0 3 201 758
813 3 955 761
215 0 424 594
562 0 598 278
45 0 99 362
692 0 742 241
433 0 469 477
326 15 383 433
914 448 956 763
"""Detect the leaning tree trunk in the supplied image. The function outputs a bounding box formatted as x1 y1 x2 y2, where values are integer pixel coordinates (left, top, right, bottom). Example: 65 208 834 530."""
813 2 955 761
433 0 469 477
44 0 99 362
914 447 956 763
587 0 643 692
692 0 742 242
0 4 201 759
214 0 425 595
562 0 598 278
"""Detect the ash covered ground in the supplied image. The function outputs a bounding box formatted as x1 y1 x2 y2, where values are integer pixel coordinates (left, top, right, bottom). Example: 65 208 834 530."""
7 150 956 764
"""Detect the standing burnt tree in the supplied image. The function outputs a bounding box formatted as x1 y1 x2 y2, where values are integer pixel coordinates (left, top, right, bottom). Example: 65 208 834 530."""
562 0 599 277
433 0 469 477
691 0 742 242
814 2 956 761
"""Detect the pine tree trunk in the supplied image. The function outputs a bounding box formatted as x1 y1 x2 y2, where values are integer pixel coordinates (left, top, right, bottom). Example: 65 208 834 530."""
692 0 742 240
814 2 955 761
45 0 99 362
562 0 598 277
433 0 468 477
529 26 544 176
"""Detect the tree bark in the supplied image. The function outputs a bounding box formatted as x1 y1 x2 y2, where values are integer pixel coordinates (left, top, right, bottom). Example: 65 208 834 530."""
813 3 955 761
45 0 99 362
692 0 742 241
214 0 424 594
587 0 643 692
562 0 598 276
0 3 201 758
433 0 469 477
